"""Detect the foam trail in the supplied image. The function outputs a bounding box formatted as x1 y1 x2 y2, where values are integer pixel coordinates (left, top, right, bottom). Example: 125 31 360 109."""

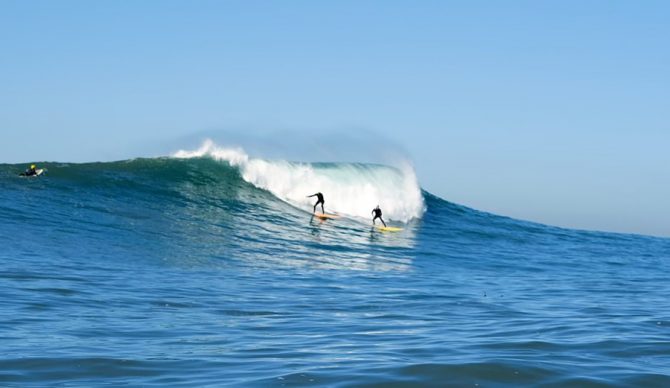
174 140 425 222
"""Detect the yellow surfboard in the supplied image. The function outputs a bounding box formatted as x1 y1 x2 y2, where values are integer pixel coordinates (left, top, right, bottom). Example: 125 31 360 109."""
377 226 403 232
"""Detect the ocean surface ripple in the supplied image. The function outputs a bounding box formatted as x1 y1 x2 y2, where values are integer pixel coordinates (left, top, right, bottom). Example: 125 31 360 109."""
1 157 669 387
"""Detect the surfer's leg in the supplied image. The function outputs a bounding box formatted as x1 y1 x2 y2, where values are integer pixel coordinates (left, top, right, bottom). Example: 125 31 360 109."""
381 218 387 227
320 202 325 214
313 203 317 213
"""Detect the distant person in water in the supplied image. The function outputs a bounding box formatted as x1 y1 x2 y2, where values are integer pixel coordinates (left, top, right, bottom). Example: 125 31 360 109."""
21 164 38 176
308 192 325 214
372 205 387 227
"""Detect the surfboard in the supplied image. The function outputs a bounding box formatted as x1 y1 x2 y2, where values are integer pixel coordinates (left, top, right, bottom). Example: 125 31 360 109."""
377 226 403 232
313 212 340 220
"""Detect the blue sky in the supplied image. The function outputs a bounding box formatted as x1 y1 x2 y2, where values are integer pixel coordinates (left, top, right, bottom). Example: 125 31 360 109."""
1 1 669 236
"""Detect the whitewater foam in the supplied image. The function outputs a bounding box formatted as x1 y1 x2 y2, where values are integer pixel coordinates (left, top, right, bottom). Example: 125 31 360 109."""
174 139 425 222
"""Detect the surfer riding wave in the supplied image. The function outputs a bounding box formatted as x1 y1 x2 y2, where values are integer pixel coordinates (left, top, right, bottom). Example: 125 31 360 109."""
308 192 325 214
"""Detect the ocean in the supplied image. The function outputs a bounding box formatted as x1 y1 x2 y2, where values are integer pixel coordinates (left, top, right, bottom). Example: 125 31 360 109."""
2 143 669 387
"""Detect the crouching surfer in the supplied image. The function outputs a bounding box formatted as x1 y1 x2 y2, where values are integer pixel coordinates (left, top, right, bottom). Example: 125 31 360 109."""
307 192 325 214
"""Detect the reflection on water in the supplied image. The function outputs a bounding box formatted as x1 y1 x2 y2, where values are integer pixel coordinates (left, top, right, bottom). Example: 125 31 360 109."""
157 177 418 272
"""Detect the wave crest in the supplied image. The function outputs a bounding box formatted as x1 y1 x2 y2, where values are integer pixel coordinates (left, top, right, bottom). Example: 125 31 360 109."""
174 140 425 222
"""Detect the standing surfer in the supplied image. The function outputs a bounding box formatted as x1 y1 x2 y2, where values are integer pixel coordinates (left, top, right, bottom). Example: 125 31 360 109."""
372 205 387 227
308 192 325 214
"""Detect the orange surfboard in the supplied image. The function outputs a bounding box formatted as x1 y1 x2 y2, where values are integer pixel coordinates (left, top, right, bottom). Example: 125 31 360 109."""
314 213 340 220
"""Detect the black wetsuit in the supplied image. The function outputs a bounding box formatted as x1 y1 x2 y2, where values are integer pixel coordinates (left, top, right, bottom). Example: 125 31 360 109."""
372 207 386 227
21 167 37 177
308 192 325 214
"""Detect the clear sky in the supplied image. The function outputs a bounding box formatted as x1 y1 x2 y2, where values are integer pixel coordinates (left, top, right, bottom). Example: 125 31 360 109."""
1 1 669 237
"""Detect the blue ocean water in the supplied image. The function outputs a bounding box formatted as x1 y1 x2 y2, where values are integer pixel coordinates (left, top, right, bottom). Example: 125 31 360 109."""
1 154 670 387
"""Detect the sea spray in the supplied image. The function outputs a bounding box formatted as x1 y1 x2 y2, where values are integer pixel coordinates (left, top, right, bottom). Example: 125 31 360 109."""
174 139 425 222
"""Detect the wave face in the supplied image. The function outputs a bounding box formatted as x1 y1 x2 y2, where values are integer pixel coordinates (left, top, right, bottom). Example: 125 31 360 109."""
2 153 670 387
174 139 425 222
